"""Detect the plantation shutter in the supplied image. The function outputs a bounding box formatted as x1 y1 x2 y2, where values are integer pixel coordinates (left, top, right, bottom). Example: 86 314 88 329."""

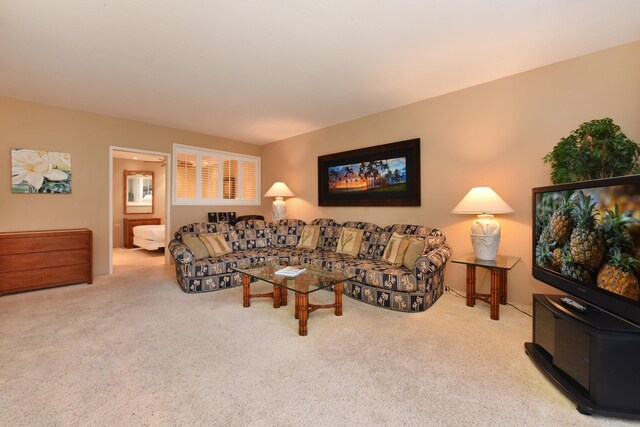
201 155 219 199
173 144 259 205
241 160 257 201
176 152 196 198
223 159 238 199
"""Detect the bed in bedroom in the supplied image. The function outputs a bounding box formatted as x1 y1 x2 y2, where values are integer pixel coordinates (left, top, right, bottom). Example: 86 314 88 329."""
132 224 165 250
124 218 165 250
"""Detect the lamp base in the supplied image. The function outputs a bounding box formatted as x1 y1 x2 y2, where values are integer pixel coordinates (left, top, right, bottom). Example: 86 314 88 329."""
470 214 501 261
272 197 287 222
471 235 500 261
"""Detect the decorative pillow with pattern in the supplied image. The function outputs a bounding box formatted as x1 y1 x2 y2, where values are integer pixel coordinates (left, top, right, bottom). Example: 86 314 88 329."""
199 233 233 256
182 235 210 260
403 237 426 270
342 221 383 259
335 228 364 257
381 232 410 267
296 225 320 249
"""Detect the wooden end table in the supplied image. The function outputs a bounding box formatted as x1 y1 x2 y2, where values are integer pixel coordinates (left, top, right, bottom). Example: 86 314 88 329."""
451 253 520 320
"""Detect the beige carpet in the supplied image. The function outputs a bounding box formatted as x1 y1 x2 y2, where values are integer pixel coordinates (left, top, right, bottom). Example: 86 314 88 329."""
0 258 633 426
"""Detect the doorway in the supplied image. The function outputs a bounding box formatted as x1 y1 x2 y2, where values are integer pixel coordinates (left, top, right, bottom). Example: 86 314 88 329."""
108 147 171 274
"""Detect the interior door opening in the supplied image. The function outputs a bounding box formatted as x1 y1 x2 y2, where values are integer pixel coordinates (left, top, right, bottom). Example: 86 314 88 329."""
109 147 171 274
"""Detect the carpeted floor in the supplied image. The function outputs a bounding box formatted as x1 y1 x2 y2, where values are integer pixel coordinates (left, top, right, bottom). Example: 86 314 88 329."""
0 256 633 426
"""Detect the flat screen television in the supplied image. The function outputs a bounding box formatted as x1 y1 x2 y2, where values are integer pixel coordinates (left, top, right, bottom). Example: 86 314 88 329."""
532 174 640 327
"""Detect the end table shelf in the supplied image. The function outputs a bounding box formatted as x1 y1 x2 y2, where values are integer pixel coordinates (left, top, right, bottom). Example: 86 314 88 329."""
451 253 520 320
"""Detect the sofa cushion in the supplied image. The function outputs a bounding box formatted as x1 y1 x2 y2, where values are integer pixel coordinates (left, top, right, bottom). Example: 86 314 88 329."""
295 249 360 272
289 250 417 293
384 224 446 251
180 250 280 278
374 224 446 259
234 219 273 249
335 228 364 256
272 219 306 247
344 259 417 292
310 218 343 251
175 223 242 250
296 225 320 249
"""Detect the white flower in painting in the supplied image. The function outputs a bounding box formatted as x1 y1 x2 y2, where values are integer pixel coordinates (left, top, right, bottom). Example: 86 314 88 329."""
48 151 71 171
12 149 68 190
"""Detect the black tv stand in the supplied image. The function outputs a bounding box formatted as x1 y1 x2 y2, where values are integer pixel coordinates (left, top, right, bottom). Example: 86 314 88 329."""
525 294 640 419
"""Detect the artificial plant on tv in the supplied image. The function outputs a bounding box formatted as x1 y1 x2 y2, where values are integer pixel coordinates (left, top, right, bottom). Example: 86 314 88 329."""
543 118 640 184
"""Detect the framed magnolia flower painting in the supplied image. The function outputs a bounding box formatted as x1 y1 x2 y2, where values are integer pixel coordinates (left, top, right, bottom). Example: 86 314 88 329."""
11 148 72 194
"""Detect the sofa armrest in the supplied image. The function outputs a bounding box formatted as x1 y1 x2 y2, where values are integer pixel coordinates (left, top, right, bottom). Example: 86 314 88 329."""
414 243 453 279
169 239 194 264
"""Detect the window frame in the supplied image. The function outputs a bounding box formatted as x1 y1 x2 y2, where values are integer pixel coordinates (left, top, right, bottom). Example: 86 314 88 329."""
172 143 261 206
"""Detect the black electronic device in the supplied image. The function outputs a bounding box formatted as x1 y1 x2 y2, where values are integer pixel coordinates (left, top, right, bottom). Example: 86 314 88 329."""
532 175 640 327
526 295 640 419
530 175 640 418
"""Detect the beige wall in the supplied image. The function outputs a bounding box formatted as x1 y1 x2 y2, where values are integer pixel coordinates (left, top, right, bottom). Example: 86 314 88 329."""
3 42 639 303
261 41 640 305
0 97 263 276
112 157 167 248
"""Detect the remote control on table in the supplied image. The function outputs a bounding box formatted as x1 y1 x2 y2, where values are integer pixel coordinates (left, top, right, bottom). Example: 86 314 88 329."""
559 297 588 313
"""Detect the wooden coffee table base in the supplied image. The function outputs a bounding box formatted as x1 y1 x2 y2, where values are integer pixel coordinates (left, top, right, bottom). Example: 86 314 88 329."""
294 283 342 336
241 274 287 309
238 271 344 337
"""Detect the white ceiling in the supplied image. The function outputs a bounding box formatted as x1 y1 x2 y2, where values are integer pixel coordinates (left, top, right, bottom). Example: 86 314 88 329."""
1 1 639 145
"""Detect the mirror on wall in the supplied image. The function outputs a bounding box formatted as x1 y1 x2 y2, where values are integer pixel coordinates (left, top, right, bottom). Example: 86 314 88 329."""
124 170 154 214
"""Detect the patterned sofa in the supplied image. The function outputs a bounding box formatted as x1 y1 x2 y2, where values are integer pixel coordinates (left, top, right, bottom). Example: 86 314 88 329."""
168 218 452 312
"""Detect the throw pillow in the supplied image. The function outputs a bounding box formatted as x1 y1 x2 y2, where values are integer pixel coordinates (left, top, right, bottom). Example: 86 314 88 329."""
403 237 426 270
199 233 233 257
335 228 364 256
182 235 210 260
296 225 320 249
381 232 410 267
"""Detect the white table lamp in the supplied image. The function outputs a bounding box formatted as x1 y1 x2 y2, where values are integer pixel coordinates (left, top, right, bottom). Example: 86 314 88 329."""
264 182 295 222
451 187 514 261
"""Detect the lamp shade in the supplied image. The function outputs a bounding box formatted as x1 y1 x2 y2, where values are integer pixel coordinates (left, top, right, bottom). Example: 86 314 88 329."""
451 187 514 215
264 182 294 198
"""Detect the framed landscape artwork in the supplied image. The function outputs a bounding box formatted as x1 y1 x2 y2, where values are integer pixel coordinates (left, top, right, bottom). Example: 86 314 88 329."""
11 148 72 194
318 138 420 206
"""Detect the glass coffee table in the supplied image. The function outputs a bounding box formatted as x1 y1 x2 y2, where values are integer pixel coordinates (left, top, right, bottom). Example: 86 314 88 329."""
230 263 356 336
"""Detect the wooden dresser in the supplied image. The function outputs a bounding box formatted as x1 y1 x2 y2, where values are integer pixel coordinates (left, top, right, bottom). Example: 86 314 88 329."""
124 217 161 248
0 228 93 296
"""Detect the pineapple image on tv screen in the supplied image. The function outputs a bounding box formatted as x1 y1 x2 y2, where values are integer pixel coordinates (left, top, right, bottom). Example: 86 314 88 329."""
535 184 640 301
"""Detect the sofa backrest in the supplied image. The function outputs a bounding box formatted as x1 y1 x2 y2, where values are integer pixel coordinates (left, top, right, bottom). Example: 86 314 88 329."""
341 220 383 259
174 222 242 250
374 224 447 259
271 219 307 247
172 219 446 256
234 219 273 250
310 218 343 251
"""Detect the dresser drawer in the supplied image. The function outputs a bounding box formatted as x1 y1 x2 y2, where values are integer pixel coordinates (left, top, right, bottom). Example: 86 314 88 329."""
0 249 90 273
0 264 92 294
0 232 90 255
